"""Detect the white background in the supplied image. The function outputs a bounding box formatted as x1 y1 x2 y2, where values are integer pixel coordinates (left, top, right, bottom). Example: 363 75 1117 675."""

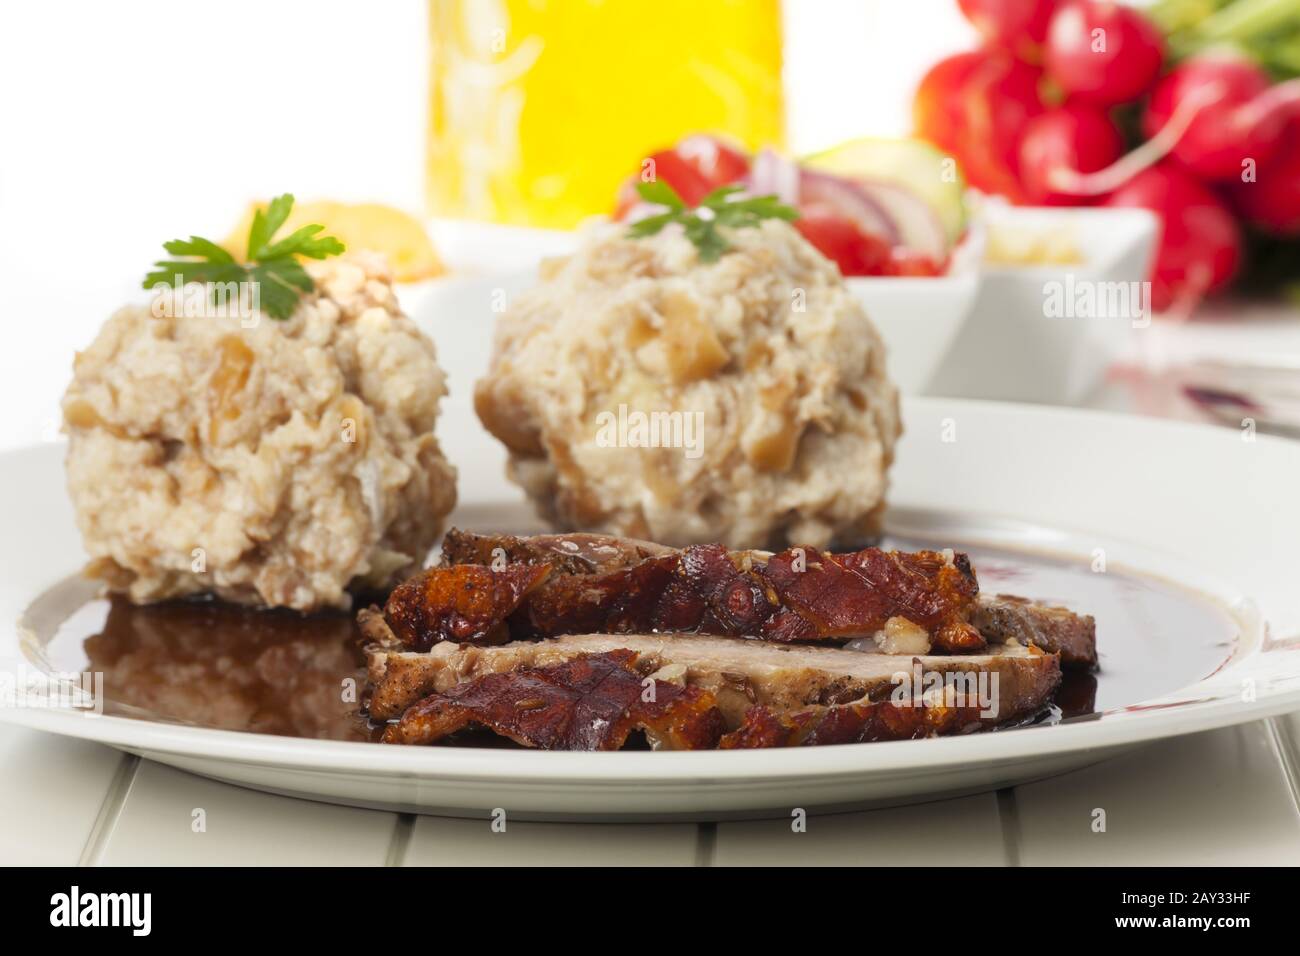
0 0 975 452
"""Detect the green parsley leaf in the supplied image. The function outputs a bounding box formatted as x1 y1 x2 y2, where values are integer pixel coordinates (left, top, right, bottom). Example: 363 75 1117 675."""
625 210 681 238
143 193 346 320
635 179 687 211
260 223 346 261
247 193 295 260
699 184 747 205
683 217 729 263
626 179 798 261
249 260 311 321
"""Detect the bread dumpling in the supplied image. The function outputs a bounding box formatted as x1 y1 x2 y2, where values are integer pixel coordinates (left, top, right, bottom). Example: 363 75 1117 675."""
63 254 457 611
474 220 900 549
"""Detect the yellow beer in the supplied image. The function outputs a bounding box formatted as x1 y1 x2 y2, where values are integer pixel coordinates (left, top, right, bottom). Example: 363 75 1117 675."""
427 0 784 228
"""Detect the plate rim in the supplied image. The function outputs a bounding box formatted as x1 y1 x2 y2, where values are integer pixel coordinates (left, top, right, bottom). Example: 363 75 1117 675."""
2 687 1298 785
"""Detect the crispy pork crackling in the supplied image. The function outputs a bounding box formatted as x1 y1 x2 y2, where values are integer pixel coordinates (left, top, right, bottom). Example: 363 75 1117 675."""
381 530 1096 666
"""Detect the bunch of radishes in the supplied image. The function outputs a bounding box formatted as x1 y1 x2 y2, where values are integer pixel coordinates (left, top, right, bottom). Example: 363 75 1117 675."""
916 0 1300 313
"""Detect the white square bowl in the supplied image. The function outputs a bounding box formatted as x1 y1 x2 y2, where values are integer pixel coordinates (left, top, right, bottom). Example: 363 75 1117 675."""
925 205 1159 406
847 229 983 393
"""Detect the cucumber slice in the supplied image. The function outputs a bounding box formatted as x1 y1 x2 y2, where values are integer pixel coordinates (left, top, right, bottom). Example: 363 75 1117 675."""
803 138 968 246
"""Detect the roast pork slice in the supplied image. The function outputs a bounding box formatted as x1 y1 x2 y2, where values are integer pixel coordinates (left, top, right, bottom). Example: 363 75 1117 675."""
389 537 984 653
972 594 1097 669
361 610 1061 729
436 530 1097 667
440 528 675 575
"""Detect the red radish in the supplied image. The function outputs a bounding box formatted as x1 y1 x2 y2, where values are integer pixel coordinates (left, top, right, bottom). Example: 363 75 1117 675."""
1045 1 1164 106
1103 164 1243 313
1142 55 1286 182
913 50 990 154
958 0 1059 63
1230 119 1300 235
1018 105 1125 204
1036 54 1296 197
958 53 1047 200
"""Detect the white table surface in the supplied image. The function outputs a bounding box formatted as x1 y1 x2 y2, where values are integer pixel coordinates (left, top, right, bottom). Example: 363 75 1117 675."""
4 716 1298 865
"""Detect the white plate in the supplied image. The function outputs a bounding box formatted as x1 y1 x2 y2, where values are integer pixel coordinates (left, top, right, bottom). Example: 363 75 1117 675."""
3 399 1298 820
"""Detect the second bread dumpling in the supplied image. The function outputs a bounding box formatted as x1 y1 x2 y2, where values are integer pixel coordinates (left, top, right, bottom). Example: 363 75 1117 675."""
474 220 901 549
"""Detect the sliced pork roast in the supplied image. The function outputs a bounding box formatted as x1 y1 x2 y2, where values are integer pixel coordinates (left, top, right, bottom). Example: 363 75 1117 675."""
380 646 1058 750
970 593 1097 669
363 611 1061 749
360 530 1088 751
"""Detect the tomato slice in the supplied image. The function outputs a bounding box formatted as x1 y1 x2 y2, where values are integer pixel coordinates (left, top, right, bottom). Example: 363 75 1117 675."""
648 150 716 206
614 151 710 217
794 214 892 276
675 135 752 188
614 137 753 218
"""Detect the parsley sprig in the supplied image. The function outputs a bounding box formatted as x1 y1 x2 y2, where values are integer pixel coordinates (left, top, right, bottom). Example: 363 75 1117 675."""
144 194 345 320
626 181 799 262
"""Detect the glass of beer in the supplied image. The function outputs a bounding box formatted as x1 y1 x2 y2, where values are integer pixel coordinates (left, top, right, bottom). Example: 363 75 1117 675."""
427 0 784 229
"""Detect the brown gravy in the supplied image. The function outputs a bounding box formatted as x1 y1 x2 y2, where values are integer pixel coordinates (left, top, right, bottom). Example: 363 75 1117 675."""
76 597 378 741
34 540 1241 744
